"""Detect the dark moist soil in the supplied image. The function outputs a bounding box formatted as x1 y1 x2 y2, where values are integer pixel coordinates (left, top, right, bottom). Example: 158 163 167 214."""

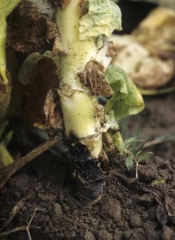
0 93 175 240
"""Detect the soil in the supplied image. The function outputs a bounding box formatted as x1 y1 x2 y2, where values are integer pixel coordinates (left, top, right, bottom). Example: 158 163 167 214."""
0 92 175 240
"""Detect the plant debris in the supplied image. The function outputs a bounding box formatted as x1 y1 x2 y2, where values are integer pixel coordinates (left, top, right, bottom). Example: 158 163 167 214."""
0 136 61 190
6 1 59 53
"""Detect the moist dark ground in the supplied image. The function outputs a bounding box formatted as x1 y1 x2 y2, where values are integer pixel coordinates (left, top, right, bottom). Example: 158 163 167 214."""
0 92 175 240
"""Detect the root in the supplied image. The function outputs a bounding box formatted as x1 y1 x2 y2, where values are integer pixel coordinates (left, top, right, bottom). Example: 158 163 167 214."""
0 208 45 239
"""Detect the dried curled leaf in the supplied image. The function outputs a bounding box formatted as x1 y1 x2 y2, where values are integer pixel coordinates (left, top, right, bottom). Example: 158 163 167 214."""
52 35 67 55
106 41 116 58
44 89 63 130
6 1 59 53
79 61 114 97
102 132 116 153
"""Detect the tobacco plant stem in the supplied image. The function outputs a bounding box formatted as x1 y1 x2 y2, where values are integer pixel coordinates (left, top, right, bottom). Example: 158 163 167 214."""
56 0 102 158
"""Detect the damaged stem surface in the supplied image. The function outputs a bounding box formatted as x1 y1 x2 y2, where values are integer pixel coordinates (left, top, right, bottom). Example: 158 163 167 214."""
56 0 121 158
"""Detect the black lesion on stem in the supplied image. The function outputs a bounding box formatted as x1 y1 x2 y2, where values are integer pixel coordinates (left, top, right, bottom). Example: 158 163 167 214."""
66 139 105 203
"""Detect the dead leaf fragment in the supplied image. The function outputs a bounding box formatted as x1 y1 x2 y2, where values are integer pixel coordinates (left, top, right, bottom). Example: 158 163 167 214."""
44 89 63 130
0 136 61 190
79 61 114 97
102 132 115 152
52 35 67 55
7 1 59 53
106 41 116 58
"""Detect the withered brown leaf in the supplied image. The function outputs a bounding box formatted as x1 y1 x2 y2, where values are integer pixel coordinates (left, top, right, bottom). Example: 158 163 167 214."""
79 61 114 97
106 41 116 58
44 89 63 130
7 1 59 53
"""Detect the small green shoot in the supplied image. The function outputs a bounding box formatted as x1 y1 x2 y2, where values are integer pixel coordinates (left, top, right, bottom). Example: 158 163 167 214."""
151 176 165 185
119 136 138 153
119 137 153 179
134 151 154 180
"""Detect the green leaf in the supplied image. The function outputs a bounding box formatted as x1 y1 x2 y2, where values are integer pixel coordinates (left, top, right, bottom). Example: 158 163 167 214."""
151 176 165 185
79 0 122 40
0 0 21 84
126 154 134 170
105 110 118 130
0 131 14 166
137 152 153 162
18 51 59 85
104 65 144 120
120 137 137 153
112 131 124 151
0 0 21 17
